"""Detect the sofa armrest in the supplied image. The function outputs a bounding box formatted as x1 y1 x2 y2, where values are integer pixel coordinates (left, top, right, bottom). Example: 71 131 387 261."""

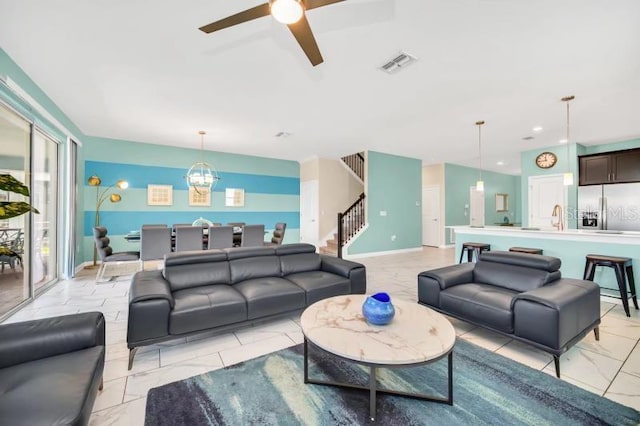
128 270 173 347
0 312 105 369
130 270 174 308
513 278 601 351
514 278 600 311
320 255 367 294
418 263 475 290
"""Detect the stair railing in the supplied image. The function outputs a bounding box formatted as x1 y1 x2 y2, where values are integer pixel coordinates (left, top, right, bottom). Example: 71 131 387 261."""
341 152 365 181
337 192 365 258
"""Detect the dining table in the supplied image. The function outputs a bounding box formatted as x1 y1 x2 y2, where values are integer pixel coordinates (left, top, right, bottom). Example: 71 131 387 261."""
123 226 265 248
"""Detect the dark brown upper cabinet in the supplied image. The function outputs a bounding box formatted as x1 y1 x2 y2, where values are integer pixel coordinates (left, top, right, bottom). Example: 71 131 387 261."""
579 148 640 185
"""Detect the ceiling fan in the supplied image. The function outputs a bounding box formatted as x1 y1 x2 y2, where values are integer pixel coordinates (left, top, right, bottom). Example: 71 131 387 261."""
199 0 345 66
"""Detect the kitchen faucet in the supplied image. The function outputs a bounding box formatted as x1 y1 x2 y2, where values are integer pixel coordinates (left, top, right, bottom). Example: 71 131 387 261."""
551 204 564 231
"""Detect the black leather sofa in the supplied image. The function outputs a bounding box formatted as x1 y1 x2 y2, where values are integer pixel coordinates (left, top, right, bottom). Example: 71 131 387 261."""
0 312 105 425
127 243 366 368
418 251 600 377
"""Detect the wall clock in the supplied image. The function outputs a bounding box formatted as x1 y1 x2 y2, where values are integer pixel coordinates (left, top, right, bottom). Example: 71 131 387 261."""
535 152 557 169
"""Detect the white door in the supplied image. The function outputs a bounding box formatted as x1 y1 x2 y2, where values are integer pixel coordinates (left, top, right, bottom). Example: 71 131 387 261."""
470 187 485 226
528 174 567 229
300 180 319 245
422 185 441 246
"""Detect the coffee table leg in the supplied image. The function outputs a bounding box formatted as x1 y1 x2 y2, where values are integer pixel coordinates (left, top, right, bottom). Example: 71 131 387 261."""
447 352 453 405
303 337 309 384
369 366 377 422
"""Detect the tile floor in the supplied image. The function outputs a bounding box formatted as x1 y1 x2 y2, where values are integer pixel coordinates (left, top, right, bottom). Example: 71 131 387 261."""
3 247 639 425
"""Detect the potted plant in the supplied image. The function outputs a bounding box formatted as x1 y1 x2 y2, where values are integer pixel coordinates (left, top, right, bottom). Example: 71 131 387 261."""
0 174 38 260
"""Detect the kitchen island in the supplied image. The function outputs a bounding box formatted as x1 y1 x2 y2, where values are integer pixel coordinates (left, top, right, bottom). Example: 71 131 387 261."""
450 226 640 296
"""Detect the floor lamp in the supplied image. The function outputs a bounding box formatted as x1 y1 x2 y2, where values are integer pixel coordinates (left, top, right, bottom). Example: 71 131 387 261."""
88 175 128 266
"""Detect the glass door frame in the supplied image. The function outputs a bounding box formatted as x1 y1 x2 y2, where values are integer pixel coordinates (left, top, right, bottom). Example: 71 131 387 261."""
32 125 62 296
0 99 63 320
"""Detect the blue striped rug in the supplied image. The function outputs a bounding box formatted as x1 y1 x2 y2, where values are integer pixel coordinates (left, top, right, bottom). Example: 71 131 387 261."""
146 340 640 425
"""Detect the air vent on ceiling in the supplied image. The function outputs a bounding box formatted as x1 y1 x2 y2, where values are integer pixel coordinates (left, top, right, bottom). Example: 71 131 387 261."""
379 52 418 74
274 131 292 138
522 136 535 141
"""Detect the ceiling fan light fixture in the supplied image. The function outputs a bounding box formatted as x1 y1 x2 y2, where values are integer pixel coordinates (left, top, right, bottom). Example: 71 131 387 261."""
271 0 304 24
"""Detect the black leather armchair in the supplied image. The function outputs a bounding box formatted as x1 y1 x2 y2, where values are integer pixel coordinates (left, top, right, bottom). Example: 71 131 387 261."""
418 251 601 377
0 312 106 426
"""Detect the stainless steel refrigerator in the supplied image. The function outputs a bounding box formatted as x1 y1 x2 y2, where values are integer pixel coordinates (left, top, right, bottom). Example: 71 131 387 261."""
577 183 640 231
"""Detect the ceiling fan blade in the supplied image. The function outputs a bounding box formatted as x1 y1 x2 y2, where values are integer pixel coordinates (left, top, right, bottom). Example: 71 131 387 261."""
304 0 346 11
287 14 323 66
199 3 271 34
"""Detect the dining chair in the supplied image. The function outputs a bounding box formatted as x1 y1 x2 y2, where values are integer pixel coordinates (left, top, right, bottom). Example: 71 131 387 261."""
140 226 171 268
208 226 234 249
93 226 140 282
175 226 204 252
171 223 192 232
227 222 246 246
142 224 168 229
241 224 265 247
270 222 287 245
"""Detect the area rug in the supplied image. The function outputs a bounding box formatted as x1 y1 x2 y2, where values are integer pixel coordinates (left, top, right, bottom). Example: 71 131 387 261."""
145 339 640 425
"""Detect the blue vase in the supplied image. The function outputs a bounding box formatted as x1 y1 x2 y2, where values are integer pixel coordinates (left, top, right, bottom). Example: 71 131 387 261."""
362 292 395 325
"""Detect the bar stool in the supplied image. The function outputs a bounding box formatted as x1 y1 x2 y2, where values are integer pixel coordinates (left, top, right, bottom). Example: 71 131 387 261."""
459 242 490 263
583 254 638 317
509 247 543 255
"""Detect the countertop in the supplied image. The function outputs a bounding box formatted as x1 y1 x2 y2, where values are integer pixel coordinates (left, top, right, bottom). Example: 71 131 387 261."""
449 225 640 244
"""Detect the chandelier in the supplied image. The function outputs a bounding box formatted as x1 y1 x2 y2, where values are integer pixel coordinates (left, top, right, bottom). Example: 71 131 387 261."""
186 131 220 194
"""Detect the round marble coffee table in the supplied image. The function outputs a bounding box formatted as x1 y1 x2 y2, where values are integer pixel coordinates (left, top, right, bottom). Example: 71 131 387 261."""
300 294 456 422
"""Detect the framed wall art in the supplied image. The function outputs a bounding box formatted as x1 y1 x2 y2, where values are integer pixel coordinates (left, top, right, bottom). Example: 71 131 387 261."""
147 184 173 206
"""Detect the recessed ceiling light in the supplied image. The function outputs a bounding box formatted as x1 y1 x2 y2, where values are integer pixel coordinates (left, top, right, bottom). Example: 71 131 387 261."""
558 139 568 144
532 126 543 132
497 161 505 166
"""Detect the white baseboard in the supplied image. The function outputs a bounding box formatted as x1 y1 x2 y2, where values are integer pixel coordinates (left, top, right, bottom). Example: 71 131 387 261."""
75 261 93 275
439 244 455 248
344 247 422 259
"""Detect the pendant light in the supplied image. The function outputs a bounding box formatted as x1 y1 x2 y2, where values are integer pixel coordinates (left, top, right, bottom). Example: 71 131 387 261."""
562 96 575 186
475 120 485 191
186 131 220 194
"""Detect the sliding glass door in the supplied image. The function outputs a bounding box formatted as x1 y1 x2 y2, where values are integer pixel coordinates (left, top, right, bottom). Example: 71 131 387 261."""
0 103 60 318
0 104 30 317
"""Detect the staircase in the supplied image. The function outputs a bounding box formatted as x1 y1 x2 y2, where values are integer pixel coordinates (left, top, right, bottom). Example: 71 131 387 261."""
341 152 365 181
319 233 339 256
319 152 366 257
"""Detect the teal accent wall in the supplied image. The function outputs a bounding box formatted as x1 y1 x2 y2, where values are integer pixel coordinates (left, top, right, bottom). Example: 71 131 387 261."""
82 137 300 262
583 138 640 155
0 49 83 140
520 138 640 228
444 164 521 244
347 151 422 255
520 143 579 228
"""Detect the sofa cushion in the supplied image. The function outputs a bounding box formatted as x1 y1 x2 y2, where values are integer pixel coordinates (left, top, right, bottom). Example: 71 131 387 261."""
229 256 281 284
280 253 322 276
163 251 230 292
286 271 350 305
170 285 247 335
234 277 305 320
0 346 104 426
473 261 561 293
440 283 519 333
